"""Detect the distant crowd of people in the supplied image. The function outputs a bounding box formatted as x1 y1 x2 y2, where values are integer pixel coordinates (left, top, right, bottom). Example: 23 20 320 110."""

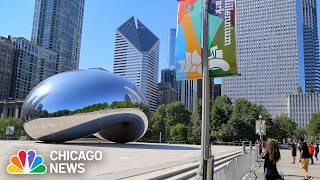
257 138 319 180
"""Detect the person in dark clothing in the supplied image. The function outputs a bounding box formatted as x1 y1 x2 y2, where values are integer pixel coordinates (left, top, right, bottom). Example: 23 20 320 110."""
262 139 283 180
298 138 312 180
290 140 297 164
315 144 319 161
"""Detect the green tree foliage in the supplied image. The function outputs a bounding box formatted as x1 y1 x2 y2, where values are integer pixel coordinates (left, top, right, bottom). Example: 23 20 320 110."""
110 101 134 109
269 115 296 141
210 96 233 140
307 112 320 141
145 96 299 143
147 102 191 142
148 105 167 141
0 117 26 137
165 102 191 126
80 103 109 113
190 99 202 143
295 127 307 139
169 123 188 142
228 99 270 141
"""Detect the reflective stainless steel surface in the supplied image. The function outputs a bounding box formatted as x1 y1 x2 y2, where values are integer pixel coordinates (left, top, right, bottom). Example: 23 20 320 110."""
21 69 149 143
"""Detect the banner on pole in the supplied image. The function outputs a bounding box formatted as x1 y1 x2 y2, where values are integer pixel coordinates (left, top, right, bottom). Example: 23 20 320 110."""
175 0 203 80
255 120 266 135
175 0 238 80
208 0 238 77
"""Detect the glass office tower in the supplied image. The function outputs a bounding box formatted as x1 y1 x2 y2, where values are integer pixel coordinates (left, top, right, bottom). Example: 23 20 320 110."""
31 0 85 72
223 0 320 117
113 17 159 112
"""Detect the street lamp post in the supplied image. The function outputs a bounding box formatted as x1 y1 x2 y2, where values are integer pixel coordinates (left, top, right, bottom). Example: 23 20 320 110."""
200 0 212 179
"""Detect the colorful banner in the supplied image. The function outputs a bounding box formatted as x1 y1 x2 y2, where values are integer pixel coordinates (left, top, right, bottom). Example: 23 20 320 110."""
175 0 238 80
175 0 203 80
208 0 238 77
255 120 266 135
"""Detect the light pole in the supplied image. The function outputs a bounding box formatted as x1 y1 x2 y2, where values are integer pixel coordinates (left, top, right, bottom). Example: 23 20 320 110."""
200 0 212 178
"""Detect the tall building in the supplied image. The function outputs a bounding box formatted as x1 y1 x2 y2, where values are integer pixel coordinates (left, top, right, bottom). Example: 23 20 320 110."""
178 80 201 111
113 17 159 112
0 36 15 100
161 68 176 88
158 82 177 105
167 28 176 69
10 37 57 100
288 94 320 127
223 0 320 117
211 84 221 100
31 0 85 72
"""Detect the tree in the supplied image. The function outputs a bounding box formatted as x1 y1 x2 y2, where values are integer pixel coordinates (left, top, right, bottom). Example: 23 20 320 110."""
228 99 270 141
169 123 188 142
210 96 233 140
190 99 201 144
146 102 191 142
294 127 307 139
165 102 191 126
148 105 167 141
0 117 26 137
307 112 320 141
270 115 297 141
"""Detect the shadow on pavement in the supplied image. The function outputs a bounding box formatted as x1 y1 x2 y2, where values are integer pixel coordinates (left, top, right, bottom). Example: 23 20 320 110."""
36 141 201 150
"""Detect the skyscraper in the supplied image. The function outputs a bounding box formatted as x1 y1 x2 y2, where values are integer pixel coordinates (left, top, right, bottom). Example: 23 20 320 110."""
178 80 202 112
0 36 15 100
113 17 159 112
10 37 58 100
167 28 176 69
161 68 176 87
223 0 320 117
31 0 85 72
158 82 177 105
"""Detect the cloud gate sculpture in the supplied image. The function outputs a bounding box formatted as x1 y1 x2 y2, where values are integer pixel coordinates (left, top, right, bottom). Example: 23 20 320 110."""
21 69 149 143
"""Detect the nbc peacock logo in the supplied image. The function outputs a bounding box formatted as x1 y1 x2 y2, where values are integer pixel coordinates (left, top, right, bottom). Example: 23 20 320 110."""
7 150 47 175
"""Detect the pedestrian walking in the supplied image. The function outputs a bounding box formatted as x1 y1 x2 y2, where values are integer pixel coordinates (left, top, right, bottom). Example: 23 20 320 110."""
290 140 297 164
308 143 315 165
315 144 319 161
299 138 312 180
262 139 283 180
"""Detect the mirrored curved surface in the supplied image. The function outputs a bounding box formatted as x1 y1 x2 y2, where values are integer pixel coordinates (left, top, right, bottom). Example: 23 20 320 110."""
21 69 149 143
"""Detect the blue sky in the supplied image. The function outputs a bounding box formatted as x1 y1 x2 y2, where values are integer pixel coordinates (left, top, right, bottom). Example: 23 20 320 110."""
1 1 319 85
0 0 178 78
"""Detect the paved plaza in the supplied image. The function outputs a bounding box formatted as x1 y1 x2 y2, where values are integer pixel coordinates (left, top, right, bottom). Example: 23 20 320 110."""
0 140 241 180
248 150 320 180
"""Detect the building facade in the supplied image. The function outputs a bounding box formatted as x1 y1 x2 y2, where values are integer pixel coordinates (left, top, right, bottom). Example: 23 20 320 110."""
223 0 320 117
31 0 85 72
167 28 176 69
10 37 57 100
212 83 221 100
113 17 159 112
161 68 176 88
288 94 320 127
158 82 177 105
0 36 15 100
0 100 23 118
178 80 201 112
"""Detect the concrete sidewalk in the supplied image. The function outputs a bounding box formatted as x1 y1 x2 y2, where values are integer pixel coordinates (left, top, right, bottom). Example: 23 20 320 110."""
248 150 320 180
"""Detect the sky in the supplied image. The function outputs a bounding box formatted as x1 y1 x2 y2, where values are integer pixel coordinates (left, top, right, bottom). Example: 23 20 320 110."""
0 0 178 79
1 1 320 84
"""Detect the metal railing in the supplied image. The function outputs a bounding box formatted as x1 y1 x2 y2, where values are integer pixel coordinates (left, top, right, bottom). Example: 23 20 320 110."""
122 142 258 180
